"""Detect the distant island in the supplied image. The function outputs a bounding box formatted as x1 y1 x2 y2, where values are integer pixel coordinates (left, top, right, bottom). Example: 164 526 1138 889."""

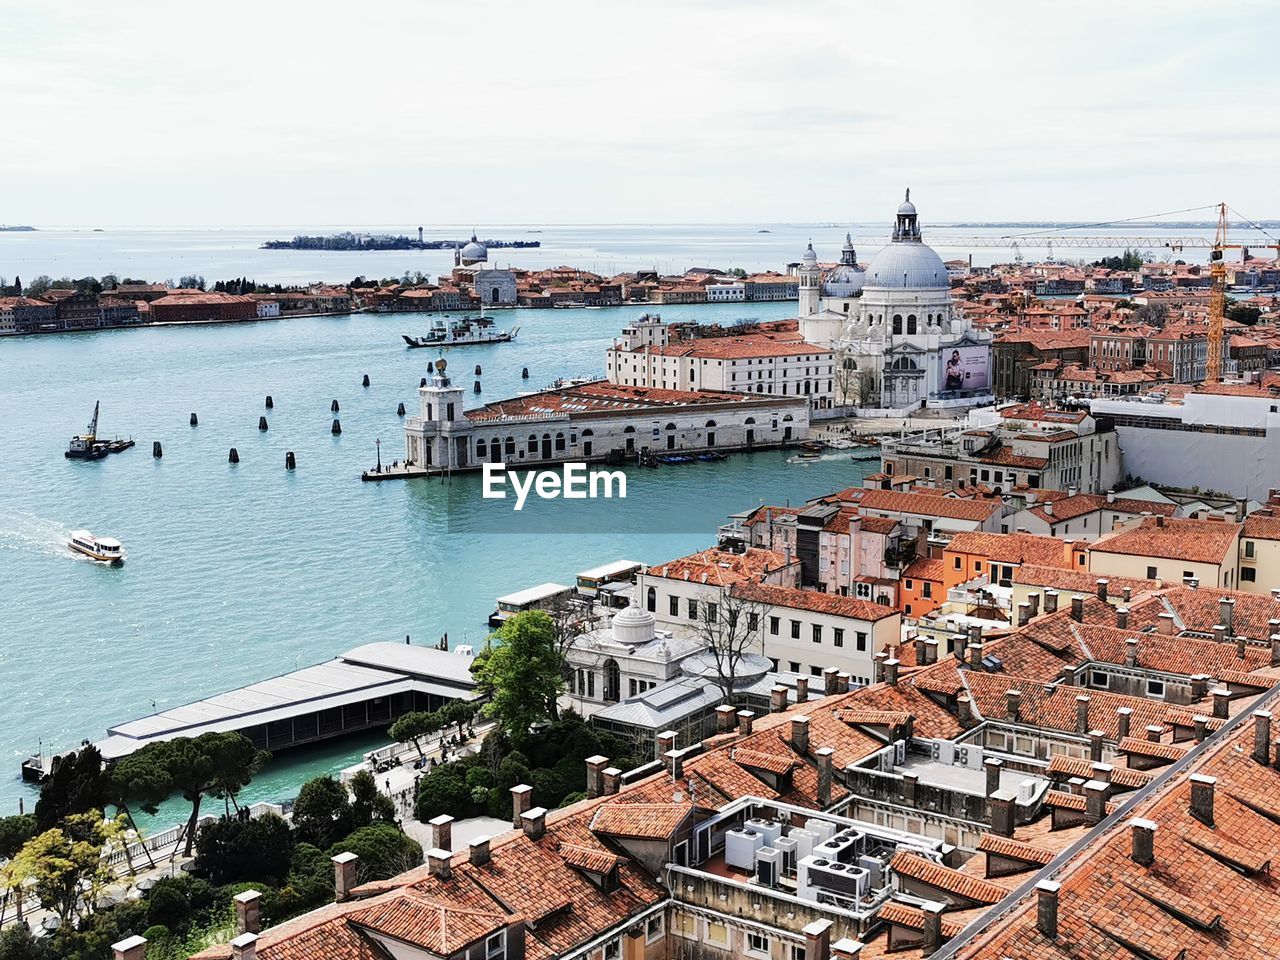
0 225 36 232
262 232 540 252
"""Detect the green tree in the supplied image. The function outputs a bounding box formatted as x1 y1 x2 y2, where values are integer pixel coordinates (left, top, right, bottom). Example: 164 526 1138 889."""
472 611 563 740
35 747 109 831
23 275 52 297
0 815 36 859
414 764 474 821
193 814 294 886
1227 303 1262 326
178 275 206 291
108 748 175 870
291 776 352 849
0 925 53 960
388 710 442 758
328 824 422 884
349 770 394 828
1 812 127 924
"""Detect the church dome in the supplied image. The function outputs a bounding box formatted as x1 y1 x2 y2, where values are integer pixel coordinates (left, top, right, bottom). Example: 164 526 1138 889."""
822 262 865 297
897 197 917 216
802 241 818 265
460 233 488 263
865 242 949 289
610 599 656 646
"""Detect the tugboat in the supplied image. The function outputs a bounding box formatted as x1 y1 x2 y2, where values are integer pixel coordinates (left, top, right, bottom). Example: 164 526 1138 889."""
402 317 519 348
65 402 135 459
68 530 126 564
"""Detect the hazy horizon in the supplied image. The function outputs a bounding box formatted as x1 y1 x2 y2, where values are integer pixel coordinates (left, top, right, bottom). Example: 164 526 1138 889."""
3 0 1278 226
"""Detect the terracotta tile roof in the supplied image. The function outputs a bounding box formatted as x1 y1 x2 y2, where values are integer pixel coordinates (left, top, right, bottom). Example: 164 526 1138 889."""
558 843 618 875
1076 624 1272 678
963 671 1173 739
903 558 946 582
1013 565 1162 595
946 531 1069 568
859 489 1000 523
833 708 913 728
590 802 692 840
1045 755 1153 790
646 547 790 587
1028 493 1177 524
1129 586 1280 641
730 747 799 775
877 900 969 937
1242 513 1280 541
464 380 778 423
1042 788 1088 811
730 581 900 622
344 890 509 954
890 851 1006 904
1115 736 1188 762
976 833 1056 866
1091 517 1240 565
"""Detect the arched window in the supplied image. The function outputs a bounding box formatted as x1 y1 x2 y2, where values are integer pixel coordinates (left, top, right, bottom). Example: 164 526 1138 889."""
581 428 594 437
892 314 903 335
624 425 635 433
555 432 566 452
665 422 677 431
705 419 717 428
907 314 917 335
528 434 538 453
476 439 487 457
505 437 515 456
745 417 756 424
646 586 656 612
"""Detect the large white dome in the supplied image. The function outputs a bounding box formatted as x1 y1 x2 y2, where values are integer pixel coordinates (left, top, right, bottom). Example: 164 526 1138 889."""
865 241 949 289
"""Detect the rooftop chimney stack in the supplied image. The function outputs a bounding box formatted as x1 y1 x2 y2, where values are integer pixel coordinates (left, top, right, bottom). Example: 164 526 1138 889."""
1075 695 1091 735
1156 612 1175 636
1028 591 1041 618
1255 711 1273 765
957 693 973 725
233 890 262 936
985 757 1003 797
823 667 840 695
796 676 809 701
837 671 852 693
665 749 684 780
1116 706 1133 740
922 901 945 954
969 641 985 669
921 637 938 665
521 807 547 841
1071 595 1084 622
1124 637 1138 667
1220 597 1236 633
989 789 1016 837
968 623 982 646
230 933 257 960
511 784 533 828
111 936 148 960
715 704 737 733
1096 579 1109 602
1006 689 1022 722
737 710 755 735
791 715 811 755
1122 585 1132 603
427 847 452 881
1036 880 1060 940
803 919 833 960
815 746 834 807
1130 818 1157 866
770 685 788 713
1213 624 1227 644
1193 715 1210 742
1237 635 1247 660
1145 724 1163 743
469 835 491 866
1044 589 1059 614
585 755 609 798
1085 780 1107 824
1190 774 1216 826
332 852 359 902
602 767 622 795
656 730 677 762
1059 665 1075 686
1089 730 1105 762
1017 601 1030 627
1116 607 1129 630
428 814 454 853
1212 687 1231 720
884 659 900 686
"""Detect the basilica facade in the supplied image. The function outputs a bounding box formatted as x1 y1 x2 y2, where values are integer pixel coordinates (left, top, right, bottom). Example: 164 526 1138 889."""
798 192 992 412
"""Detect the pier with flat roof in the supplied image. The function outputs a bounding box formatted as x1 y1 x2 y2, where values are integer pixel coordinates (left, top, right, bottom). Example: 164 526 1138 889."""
95 642 478 760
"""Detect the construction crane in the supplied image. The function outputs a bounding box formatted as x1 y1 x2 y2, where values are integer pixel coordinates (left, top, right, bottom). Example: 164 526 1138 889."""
1206 202 1229 382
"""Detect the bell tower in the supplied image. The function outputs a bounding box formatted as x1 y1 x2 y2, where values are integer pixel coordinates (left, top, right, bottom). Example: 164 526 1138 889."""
413 355 466 468
798 241 821 318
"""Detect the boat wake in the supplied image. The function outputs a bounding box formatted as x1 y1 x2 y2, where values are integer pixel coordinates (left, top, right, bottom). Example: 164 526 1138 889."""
0 510 77 559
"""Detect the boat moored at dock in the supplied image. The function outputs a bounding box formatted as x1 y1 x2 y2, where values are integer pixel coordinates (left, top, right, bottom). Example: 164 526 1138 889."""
68 530 126 564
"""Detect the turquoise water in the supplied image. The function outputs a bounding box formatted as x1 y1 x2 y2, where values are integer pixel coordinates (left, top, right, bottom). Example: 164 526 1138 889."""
0 301 875 817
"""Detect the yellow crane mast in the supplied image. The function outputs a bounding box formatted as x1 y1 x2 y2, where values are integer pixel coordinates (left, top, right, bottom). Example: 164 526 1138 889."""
1206 202 1229 383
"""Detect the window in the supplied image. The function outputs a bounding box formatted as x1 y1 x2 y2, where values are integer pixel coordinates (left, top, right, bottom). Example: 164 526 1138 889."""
810 666 822 677
674 914 698 940
791 946 806 960
974 561 983 573
670 595 679 616
953 556 962 570
747 933 770 957
748 612 759 631
1246 540 1256 559
646 915 664 943
707 602 718 624
486 931 506 960
791 620 801 639
1146 678 1166 699
923 582 932 599
688 599 698 620
857 631 867 652
1089 669 1110 689
833 628 844 648
1242 567 1257 582
789 660 801 673
770 616 780 635
812 624 822 644
705 922 729 947
1146 566 1158 580
647 587 656 613
603 939 620 960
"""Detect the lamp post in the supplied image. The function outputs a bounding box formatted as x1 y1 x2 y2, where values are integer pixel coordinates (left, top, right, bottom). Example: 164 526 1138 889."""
376 437 382 472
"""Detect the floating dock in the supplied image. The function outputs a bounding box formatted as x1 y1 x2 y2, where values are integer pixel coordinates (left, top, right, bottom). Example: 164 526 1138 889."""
362 463 432 482
93 642 477 761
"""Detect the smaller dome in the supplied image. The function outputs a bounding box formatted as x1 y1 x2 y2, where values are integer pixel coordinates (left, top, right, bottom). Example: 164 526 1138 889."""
611 599 656 646
802 241 818 264
842 232 856 253
459 232 488 263
898 198 917 216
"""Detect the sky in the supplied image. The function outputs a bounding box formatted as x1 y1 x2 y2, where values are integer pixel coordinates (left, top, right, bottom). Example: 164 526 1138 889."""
1 0 1277 226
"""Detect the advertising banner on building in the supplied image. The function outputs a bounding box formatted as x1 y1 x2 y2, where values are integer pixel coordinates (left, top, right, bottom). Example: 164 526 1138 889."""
940 345 990 393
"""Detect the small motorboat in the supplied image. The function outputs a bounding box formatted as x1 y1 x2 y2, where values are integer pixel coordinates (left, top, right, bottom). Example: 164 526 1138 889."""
68 530 126 564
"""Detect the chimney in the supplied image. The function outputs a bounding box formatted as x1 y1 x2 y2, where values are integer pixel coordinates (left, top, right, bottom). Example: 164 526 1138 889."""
1096 578 1109 601
1085 780 1107 824
803 919 833 960
1089 730 1105 763
1122 586 1132 603
969 641 985 669
1124 637 1138 667
796 676 809 701
427 847 452 881
585 755 608 798
428 814 454 853
1063 539 1075 567
715 704 736 732
1254 711 1273 764
1145 724 1163 743
1006 689 1022 722
469 835 491 866
1091 762 1113 784
832 938 863 960
1036 881 1061 940
770 685 788 713
1071 595 1084 622
954 631 968 662
737 710 755 735
1059 665 1075 686
602 767 622 795
1190 773 1216 826
921 637 938 665
1044 501 1054 516
233 890 262 935
1028 591 1041 618
1220 597 1236 633
1213 624 1227 644
1212 686 1231 720
1272 634 1280 668
902 771 919 807
1156 612 1175 636
1236 635 1247 659
1116 607 1129 630
1193 715 1209 742
1156 515 1165 528
656 730 677 762
1107 489 1116 503
665 750 684 780
1187 577 1200 590
922 901 945 954
873 654 887 684
521 806 547 841
1116 706 1132 740
884 659 900 686
823 666 840 695
989 789 1015 837
511 784 533 828
957 693 973 725
1044 589 1059 614
815 746 834 807
1130 818 1157 866
332 852 359 902
230 933 257 960
791 715 810 755
968 623 982 646
984 757 1003 797
1075 695 1091 734
111 937 147 960
837 671 852 693
1017 602 1031 628
1190 675 1210 700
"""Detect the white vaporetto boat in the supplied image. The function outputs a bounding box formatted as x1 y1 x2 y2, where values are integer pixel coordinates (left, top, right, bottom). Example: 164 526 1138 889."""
68 530 126 564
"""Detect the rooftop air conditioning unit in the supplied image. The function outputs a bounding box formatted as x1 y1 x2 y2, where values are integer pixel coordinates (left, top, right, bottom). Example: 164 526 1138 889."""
755 846 781 887
805 818 837 844
799 856 870 901
937 741 956 765
744 817 782 847
789 828 818 862
725 829 764 870
1018 779 1037 804
857 854 887 890
773 835 799 874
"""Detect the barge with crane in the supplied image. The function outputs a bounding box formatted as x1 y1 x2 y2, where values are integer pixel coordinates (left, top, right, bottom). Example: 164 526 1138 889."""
64 401 134 459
